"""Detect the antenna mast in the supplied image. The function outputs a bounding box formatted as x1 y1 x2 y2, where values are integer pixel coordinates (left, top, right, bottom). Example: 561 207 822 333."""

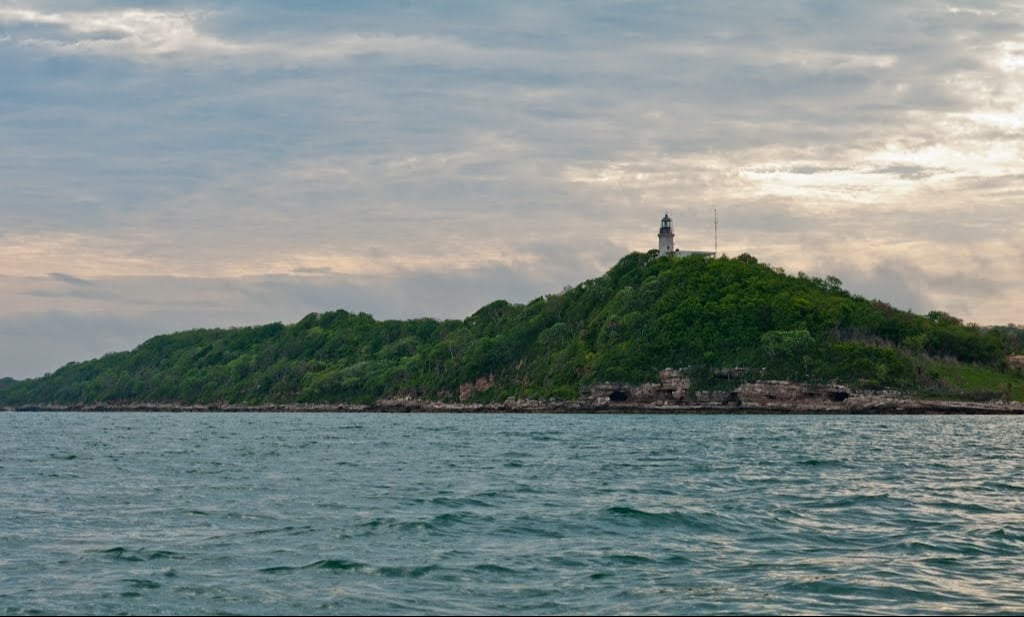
714 208 718 257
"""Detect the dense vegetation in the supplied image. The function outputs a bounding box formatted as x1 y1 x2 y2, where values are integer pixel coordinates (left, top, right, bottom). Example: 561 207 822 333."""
3 252 1023 406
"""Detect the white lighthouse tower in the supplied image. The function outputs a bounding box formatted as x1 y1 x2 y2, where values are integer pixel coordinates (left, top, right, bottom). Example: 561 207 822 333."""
658 212 675 256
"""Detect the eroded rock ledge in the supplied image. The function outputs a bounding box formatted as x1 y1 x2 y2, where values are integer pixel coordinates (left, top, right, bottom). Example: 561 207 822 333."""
7 380 1023 414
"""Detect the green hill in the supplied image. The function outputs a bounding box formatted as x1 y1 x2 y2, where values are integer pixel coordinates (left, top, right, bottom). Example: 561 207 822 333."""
3 251 1023 406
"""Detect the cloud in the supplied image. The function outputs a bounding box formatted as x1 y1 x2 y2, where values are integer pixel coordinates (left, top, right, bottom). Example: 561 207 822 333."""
48 272 93 286
2 1 1023 378
0 310 159 379
0 6 239 57
0 5 478 67
291 266 334 275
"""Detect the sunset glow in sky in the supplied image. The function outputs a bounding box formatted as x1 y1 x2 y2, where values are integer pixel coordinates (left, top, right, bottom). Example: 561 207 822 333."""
2 1 1022 378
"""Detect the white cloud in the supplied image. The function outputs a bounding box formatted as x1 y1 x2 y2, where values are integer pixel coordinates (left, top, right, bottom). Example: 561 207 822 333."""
0 5 474 65
0 6 240 56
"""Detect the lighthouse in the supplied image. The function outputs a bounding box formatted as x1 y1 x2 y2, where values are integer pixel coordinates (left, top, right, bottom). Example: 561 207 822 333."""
658 212 675 256
657 212 715 258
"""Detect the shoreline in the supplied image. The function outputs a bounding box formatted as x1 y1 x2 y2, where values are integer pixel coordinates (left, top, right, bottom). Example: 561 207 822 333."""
5 396 1024 415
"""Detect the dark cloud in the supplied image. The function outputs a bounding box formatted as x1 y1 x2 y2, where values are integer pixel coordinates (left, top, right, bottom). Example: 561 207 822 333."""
48 272 92 286
0 310 162 379
869 165 938 180
787 165 847 175
815 261 934 314
292 266 335 274
0 254 606 378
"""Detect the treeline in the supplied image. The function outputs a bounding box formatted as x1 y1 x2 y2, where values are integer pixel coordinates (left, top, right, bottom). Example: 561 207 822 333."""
3 251 1022 406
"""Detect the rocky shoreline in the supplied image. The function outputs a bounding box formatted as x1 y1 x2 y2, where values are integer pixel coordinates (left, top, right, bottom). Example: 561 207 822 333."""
6 393 1024 414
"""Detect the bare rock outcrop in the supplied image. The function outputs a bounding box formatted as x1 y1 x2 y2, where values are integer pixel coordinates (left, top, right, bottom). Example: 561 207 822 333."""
581 368 691 404
734 380 850 408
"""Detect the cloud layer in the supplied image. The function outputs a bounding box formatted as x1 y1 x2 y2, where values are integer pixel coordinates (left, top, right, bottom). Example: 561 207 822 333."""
2 1 1022 377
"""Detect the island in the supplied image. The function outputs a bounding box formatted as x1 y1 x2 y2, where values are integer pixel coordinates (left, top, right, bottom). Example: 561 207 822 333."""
2 249 1023 413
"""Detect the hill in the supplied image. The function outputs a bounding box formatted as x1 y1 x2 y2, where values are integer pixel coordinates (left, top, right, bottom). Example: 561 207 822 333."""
2 251 1023 407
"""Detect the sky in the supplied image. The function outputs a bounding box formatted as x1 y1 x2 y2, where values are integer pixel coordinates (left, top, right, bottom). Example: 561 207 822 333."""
1 1 1022 379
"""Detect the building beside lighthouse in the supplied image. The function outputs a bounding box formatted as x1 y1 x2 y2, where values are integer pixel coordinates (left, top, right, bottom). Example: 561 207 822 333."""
658 212 715 258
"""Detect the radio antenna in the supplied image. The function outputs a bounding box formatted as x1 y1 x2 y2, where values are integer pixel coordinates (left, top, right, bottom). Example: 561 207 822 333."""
714 208 718 257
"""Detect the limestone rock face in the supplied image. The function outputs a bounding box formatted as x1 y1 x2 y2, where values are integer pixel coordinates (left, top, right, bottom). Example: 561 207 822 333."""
581 375 859 410
580 383 632 403
657 368 690 401
581 368 691 404
734 380 850 407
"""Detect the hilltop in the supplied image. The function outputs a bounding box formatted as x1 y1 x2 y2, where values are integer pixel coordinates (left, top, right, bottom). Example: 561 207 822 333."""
2 251 1023 408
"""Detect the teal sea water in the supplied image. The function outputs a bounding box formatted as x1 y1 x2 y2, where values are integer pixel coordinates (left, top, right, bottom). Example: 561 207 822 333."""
2 412 1023 615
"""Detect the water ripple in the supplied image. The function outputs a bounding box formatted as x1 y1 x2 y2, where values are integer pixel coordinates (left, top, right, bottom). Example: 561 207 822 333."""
2 412 1024 615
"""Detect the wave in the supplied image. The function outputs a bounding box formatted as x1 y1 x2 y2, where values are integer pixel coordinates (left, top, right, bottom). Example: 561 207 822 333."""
604 505 718 530
98 547 185 562
261 559 438 578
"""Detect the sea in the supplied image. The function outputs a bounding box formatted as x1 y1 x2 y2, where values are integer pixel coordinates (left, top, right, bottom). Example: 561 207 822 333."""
2 412 1023 616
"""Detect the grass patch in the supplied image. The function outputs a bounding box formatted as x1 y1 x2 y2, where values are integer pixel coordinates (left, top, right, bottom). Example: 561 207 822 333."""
919 360 1024 402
